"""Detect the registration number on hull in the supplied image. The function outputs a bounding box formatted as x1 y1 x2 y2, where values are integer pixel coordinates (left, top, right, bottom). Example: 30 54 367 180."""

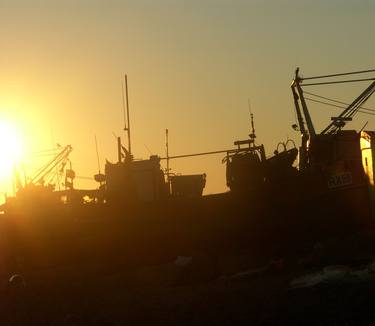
327 172 353 189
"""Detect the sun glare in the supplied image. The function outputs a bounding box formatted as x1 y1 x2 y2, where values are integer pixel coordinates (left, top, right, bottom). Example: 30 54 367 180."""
0 120 23 180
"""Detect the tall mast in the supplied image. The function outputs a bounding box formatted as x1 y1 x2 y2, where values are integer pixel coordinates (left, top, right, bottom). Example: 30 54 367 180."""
124 74 132 157
291 86 307 139
94 135 101 174
121 79 127 143
166 129 170 182
291 68 310 170
293 68 316 138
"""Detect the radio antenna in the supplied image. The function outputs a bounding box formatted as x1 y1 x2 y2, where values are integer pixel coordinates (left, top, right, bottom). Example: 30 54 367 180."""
124 74 132 157
121 80 127 140
166 129 170 182
248 99 256 145
94 135 101 174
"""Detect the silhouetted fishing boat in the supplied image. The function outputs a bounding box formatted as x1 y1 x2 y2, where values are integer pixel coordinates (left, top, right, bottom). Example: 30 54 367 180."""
1 68 375 286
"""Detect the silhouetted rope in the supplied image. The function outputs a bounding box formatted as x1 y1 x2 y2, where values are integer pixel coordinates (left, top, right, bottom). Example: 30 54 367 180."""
305 97 375 116
302 78 375 86
301 69 375 80
304 91 375 113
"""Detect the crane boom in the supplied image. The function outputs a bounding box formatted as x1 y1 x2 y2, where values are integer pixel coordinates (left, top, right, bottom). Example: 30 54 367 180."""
321 80 375 134
31 145 73 186
292 68 316 138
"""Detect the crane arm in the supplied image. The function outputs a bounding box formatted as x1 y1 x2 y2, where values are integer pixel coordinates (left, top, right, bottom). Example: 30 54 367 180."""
291 68 316 138
30 145 72 185
321 80 375 134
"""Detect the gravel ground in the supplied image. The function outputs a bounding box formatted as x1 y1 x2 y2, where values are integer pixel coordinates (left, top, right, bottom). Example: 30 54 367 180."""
2 245 375 326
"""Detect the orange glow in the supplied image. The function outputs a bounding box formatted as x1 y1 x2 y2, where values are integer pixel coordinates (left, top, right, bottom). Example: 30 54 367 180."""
0 120 23 180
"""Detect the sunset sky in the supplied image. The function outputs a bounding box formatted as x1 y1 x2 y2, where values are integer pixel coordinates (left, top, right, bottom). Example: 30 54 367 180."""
0 0 374 198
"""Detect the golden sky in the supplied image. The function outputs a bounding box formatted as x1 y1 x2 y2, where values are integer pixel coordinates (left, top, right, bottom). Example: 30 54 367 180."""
0 0 375 197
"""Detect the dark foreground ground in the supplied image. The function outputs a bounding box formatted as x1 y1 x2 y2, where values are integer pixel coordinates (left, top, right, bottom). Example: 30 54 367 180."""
2 232 375 326
1 188 374 325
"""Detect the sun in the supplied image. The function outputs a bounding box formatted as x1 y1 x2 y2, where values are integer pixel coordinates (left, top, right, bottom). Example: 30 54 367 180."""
0 120 24 180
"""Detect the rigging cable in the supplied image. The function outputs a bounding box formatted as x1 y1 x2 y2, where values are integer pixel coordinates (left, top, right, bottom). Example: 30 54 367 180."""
301 77 375 87
301 69 375 81
304 97 375 116
320 80 375 134
304 91 375 113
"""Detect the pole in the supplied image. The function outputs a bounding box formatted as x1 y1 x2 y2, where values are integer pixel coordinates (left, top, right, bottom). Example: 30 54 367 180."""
294 69 316 138
94 135 101 174
291 85 307 139
121 80 127 142
291 84 309 170
117 137 122 163
125 74 132 157
166 129 170 181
